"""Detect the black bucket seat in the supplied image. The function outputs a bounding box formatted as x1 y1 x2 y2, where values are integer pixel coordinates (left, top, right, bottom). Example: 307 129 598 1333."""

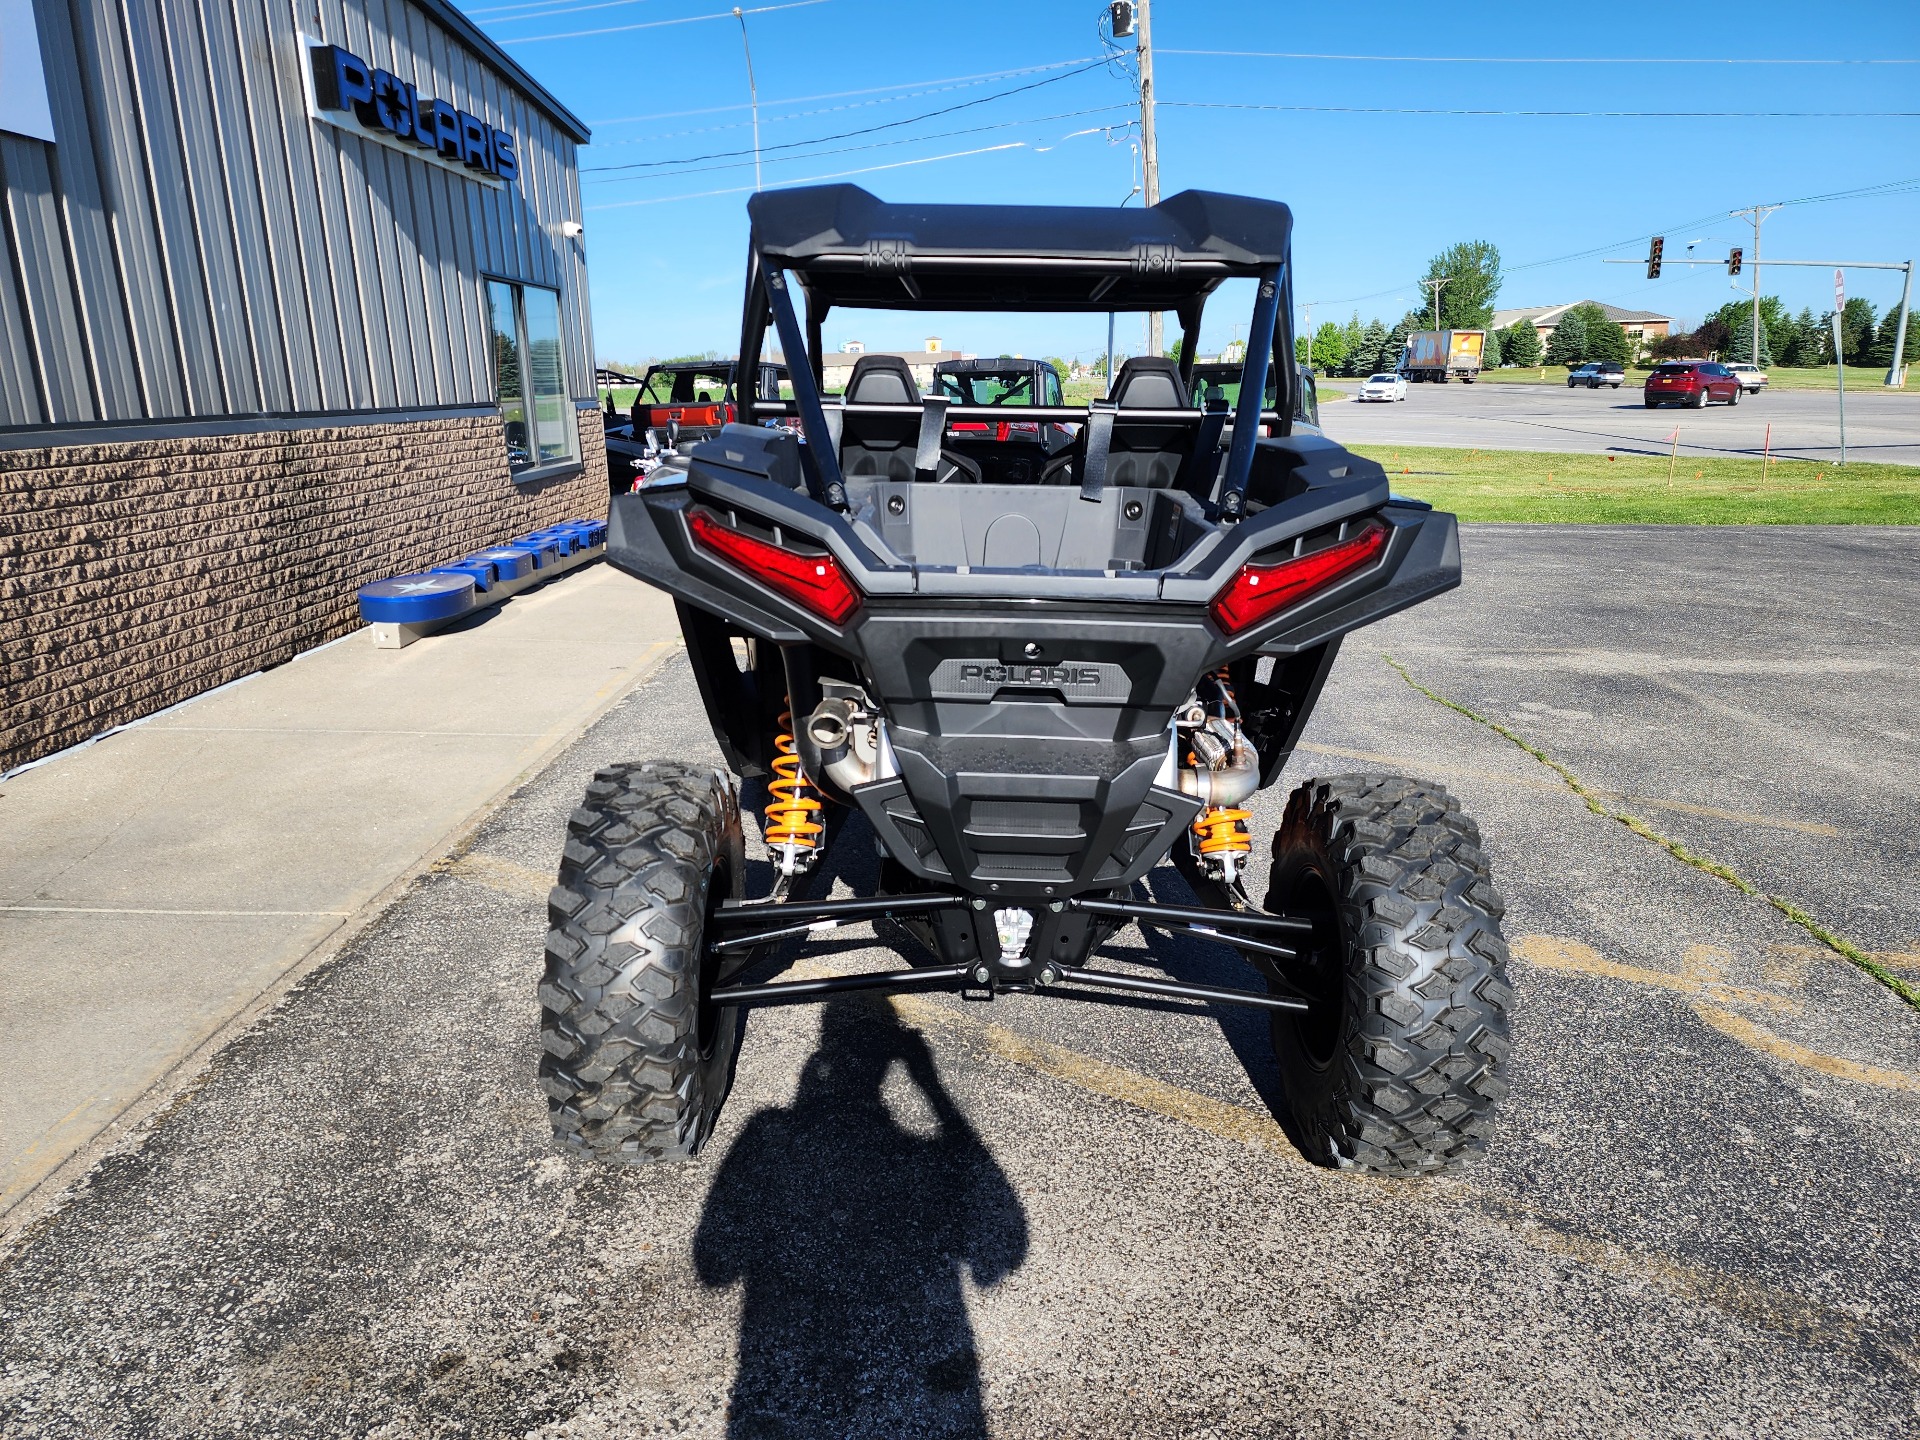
839 355 980 483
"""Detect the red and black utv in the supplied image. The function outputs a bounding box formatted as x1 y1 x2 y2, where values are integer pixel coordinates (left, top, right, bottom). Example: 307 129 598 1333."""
543 185 1511 1176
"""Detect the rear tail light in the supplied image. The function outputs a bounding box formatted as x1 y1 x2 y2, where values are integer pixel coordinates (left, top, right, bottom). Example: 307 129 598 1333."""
687 509 861 624
1209 521 1388 635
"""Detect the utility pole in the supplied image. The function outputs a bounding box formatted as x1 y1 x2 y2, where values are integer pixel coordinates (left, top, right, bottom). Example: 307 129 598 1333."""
1300 303 1313 370
1889 261 1913 387
1424 277 1450 330
1136 0 1162 355
732 8 762 192
1731 203 1782 364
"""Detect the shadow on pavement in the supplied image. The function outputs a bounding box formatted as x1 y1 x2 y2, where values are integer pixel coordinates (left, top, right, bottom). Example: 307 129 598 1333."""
694 997 1029 1439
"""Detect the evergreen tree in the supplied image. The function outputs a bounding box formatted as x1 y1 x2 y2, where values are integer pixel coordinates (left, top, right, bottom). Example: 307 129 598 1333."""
1356 317 1390 376
1501 319 1542 367
1782 308 1825 367
1725 318 1774 367
1385 314 1418 371
1838 298 1877 361
1543 309 1589 367
1339 314 1365 376
1868 305 1905 369
1558 303 1630 365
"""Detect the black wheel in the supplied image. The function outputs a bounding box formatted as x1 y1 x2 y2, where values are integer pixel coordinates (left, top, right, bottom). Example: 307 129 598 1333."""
1727 385 1740 405
1691 386 1709 408
1263 774 1512 1175
1644 397 1658 407
541 760 746 1163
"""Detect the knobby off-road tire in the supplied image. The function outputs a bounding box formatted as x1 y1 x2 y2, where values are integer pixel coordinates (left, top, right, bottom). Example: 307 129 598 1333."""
1264 774 1512 1176
541 761 746 1164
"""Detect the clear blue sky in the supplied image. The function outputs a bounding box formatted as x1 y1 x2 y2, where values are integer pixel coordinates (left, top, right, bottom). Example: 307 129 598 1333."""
484 0 1920 365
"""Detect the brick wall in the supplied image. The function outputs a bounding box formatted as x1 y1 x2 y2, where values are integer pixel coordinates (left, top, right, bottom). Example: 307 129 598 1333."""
0 407 609 772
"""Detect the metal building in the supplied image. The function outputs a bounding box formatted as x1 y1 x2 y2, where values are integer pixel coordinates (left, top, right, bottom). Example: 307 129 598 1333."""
0 0 604 772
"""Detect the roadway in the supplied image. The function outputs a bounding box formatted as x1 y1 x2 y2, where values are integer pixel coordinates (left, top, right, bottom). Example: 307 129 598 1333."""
1 527 1916 1437
1319 378 1920 466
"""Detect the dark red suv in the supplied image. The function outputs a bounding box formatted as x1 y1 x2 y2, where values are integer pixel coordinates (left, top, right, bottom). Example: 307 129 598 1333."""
1644 362 1742 409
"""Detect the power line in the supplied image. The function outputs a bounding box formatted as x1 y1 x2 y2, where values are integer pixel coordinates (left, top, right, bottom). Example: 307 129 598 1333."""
1304 178 1920 309
583 104 1131 185
1162 101 1920 119
583 60 1109 171
502 0 827 45
585 59 1100 127
471 0 655 24
588 62 1104 149
586 142 1025 211
1158 49 1920 65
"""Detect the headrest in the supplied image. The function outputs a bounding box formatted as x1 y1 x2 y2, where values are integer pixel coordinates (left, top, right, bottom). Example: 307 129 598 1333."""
847 354 920 405
1111 356 1189 410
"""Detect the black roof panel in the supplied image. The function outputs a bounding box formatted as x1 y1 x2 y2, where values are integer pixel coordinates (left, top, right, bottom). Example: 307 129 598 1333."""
747 185 1291 313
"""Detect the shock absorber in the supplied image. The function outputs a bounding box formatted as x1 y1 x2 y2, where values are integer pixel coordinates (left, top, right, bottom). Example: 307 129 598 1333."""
1192 804 1253 885
765 706 824 876
1190 667 1254 884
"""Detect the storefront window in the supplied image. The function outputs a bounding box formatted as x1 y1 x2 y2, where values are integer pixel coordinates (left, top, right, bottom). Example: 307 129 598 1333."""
485 279 576 474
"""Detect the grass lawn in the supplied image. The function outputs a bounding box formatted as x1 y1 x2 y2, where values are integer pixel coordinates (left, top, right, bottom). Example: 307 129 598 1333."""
1467 365 1908 394
1350 444 1920 524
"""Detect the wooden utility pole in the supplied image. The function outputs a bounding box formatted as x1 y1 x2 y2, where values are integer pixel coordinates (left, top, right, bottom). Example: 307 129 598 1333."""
1137 0 1162 356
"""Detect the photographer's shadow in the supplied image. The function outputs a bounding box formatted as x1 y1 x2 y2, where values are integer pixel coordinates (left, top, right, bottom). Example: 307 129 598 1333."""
694 998 1027 1439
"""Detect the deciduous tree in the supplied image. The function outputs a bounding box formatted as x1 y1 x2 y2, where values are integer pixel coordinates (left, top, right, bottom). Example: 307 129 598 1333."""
1420 241 1502 330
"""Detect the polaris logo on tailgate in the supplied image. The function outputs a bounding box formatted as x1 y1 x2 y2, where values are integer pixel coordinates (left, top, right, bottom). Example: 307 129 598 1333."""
930 659 1130 701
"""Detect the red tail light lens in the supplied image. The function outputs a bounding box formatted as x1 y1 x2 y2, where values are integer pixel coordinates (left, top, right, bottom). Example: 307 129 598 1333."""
687 509 861 624
1209 521 1389 636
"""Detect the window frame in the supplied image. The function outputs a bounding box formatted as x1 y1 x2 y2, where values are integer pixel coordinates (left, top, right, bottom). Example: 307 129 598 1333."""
483 274 581 482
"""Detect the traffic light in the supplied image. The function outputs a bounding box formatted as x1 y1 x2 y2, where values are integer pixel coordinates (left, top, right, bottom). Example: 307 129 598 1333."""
1646 236 1663 279
1728 247 1743 276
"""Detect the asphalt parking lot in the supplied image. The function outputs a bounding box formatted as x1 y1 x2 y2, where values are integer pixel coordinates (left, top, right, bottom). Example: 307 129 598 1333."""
1320 379 1920 466
3 526 1917 1439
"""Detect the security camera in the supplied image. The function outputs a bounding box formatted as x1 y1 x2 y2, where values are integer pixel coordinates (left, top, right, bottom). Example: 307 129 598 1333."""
560 220 585 239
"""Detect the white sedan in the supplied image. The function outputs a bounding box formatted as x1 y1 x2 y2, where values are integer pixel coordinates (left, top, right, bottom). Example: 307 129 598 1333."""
1357 372 1408 402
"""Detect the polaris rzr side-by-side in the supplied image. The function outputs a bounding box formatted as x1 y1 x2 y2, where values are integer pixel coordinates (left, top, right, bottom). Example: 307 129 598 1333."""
600 359 789 494
544 185 1511 1176
930 356 1077 485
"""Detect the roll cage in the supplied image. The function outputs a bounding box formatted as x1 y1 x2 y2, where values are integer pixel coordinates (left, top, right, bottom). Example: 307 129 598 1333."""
731 185 1298 519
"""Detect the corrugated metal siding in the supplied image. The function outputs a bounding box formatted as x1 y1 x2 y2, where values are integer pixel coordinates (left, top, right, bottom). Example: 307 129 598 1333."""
0 0 592 431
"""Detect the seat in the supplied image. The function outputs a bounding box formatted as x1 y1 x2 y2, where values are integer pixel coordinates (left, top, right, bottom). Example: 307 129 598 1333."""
1107 357 1192 489
839 354 981 483
839 355 922 480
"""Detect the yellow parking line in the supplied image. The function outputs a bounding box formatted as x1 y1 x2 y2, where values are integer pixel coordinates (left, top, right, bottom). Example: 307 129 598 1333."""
1513 934 1801 1016
889 992 1297 1159
1693 1005 1920 1094
1514 933 1920 1093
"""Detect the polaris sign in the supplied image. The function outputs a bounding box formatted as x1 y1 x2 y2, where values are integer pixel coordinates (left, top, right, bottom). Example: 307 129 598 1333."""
305 41 517 188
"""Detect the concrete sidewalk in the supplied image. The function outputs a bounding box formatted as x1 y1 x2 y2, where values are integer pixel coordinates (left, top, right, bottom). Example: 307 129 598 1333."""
0 561 679 1219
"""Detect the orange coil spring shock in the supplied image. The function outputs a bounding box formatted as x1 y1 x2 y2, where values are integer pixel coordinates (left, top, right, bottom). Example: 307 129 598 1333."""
765 709 824 863
1193 806 1253 857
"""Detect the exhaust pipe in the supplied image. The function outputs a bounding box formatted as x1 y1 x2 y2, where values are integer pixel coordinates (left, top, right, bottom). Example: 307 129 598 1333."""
1176 719 1259 807
800 693 889 797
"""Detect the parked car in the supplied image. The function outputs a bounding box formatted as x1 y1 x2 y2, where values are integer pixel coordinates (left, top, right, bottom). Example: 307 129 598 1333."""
1357 372 1408 402
1724 362 1768 394
1567 362 1625 390
1644 361 1742 408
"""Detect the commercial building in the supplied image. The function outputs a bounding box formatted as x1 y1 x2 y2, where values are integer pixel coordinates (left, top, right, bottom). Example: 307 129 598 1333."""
1492 302 1674 352
0 0 601 772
